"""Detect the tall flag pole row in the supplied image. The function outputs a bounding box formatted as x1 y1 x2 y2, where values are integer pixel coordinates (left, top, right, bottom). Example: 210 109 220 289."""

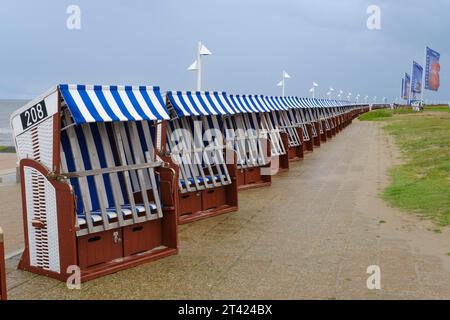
401 46 440 106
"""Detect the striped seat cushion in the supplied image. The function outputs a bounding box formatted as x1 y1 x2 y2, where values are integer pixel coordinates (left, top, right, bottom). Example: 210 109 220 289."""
77 203 157 226
180 174 227 187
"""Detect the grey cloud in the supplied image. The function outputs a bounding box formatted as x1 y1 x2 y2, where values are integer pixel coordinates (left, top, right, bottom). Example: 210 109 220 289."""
0 0 448 102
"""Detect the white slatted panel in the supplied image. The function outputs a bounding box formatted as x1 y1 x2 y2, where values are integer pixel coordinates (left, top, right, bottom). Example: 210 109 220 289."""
15 117 54 170
24 167 60 273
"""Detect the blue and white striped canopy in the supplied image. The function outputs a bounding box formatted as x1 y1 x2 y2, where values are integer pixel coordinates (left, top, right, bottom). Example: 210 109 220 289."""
317 99 327 108
59 84 170 124
262 96 286 111
283 97 299 109
293 98 303 108
285 96 302 109
167 91 235 117
259 96 276 111
288 97 305 109
227 95 269 113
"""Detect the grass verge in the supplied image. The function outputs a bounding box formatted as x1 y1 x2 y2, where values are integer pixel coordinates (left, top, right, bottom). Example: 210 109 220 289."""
360 107 450 227
0 146 15 153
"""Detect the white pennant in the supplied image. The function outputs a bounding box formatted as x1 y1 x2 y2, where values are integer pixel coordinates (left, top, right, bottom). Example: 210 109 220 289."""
187 60 199 71
200 44 212 56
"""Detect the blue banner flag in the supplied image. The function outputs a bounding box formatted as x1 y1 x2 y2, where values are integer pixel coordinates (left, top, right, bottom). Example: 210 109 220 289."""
424 47 440 91
410 62 423 102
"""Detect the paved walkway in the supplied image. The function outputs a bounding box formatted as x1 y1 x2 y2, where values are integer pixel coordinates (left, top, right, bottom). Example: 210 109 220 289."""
0 153 22 256
3 120 450 299
0 153 17 173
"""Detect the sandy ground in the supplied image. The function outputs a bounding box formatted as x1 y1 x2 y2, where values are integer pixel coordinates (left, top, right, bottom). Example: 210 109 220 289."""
0 184 22 256
2 120 450 299
0 152 22 256
0 153 17 174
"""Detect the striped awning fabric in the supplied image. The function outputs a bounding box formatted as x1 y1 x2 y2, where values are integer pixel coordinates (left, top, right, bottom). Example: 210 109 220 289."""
288 97 305 109
167 91 235 117
269 97 287 111
59 84 170 124
228 95 268 113
317 99 327 108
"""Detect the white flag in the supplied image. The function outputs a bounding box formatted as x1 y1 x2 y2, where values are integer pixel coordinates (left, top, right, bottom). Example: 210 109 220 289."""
277 81 283 87
283 71 291 79
309 88 314 93
330 87 335 91
187 60 198 71
200 44 212 55
313 82 318 87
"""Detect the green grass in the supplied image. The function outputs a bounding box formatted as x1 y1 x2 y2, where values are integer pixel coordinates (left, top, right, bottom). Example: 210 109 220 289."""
423 105 450 112
358 109 393 121
369 110 450 226
357 108 420 121
359 105 450 122
0 146 15 153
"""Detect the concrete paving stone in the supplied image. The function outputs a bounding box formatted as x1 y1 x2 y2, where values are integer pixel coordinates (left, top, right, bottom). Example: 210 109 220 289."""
415 260 446 275
290 282 337 299
420 285 450 299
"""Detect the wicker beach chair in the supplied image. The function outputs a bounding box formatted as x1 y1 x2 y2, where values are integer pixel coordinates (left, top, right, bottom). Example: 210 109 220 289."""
10 84 178 282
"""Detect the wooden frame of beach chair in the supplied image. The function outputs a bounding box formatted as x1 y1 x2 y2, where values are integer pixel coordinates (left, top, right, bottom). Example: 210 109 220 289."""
257 96 289 170
163 91 238 224
298 98 324 145
337 106 346 131
342 106 351 127
326 105 339 135
10 85 178 282
335 107 342 131
287 96 310 154
226 95 272 190
342 106 350 127
342 107 349 127
334 107 344 131
259 112 290 171
306 103 327 143
295 101 318 150
0 227 6 300
270 97 304 161
329 103 340 135
318 107 333 139
338 107 345 128
324 107 337 136
292 107 314 152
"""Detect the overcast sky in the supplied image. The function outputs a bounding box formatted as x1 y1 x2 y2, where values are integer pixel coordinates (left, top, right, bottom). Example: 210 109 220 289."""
0 0 448 101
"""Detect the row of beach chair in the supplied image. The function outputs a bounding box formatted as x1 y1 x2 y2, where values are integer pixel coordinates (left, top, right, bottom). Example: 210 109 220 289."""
8 84 369 283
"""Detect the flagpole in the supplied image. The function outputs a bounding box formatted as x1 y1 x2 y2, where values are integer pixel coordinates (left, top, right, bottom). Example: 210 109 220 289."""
196 41 202 91
401 78 404 104
408 62 414 106
421 46 427 107
400 75 406 101
282 71 285 97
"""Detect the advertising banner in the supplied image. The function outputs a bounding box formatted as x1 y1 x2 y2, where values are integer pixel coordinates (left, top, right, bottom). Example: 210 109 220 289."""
424 47 440 91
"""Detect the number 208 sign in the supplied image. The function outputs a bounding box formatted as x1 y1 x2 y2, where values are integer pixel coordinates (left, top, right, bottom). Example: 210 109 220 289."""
20 100 48 130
